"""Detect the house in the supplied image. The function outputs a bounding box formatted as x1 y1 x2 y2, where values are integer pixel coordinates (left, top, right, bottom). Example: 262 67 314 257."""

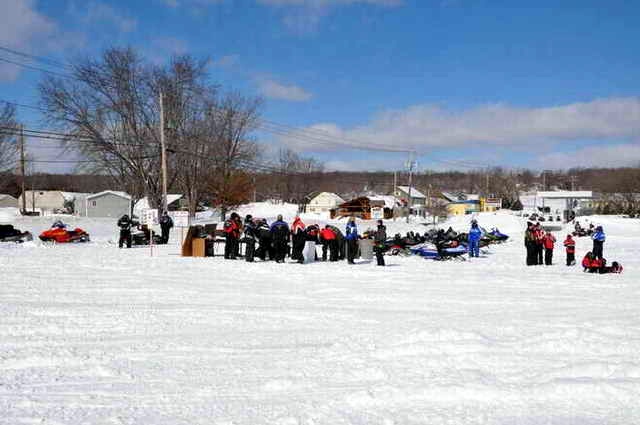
441 192 481 216
18 190 68 215
481 197 502 212
134 194 184 215
0 194 18 208
83 191 132 218
331 195 400 220
394 186 426 207
302 192 345 214
536 191 593 220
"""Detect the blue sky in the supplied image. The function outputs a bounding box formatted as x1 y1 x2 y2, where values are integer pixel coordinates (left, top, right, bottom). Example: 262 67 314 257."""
2 0 640 173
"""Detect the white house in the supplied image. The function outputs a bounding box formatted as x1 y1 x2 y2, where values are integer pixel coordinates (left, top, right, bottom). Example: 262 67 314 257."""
81 191 132 218
134 194 184 215
0 194 18 208
394 186 426 207
304 192 345 214
18 190 68 215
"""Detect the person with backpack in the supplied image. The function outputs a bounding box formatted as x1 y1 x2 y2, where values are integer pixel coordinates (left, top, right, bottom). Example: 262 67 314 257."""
592 225 605 260
270 214 290 263
159 211 174 244
243 215 257 262
117 214 135 248
373 219 387 266
290 216 306 264
563 234 576 266
326 224 346 260
542 230 556 266
601 261 623 274
468 221 482 258
345 216 359 264
223 212 241 259
319 225 338 262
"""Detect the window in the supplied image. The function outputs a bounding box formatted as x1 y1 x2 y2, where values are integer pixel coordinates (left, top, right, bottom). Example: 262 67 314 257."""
92 201 96 207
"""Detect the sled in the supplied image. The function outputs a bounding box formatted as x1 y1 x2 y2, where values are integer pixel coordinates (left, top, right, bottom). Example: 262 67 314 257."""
411 243 468 261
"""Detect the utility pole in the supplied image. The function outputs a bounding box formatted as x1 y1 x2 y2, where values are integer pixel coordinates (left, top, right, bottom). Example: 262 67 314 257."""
252 175 257 203
19 124 26 214
159 91 168 213
406 152 416 223
570 175 577 191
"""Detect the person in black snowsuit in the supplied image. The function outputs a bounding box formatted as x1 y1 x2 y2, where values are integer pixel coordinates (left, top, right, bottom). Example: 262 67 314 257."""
373 219 387 266
270 214 290 263
117 214 135 248
242 215 257 262
255 219 272 261
326 224 345 260
159 211 174 244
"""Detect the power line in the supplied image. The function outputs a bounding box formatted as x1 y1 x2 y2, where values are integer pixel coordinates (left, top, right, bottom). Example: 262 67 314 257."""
0 45 70 70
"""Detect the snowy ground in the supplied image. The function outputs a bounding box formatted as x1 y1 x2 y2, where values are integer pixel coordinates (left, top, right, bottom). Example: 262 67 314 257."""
1 208 640 424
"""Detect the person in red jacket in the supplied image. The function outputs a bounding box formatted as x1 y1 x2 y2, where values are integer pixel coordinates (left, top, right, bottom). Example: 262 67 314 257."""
290 216 306 264
319 225 338 262
223 212 241 259
582 252 603 273
534 223 545 265
542 230 556 266
563 234 576 266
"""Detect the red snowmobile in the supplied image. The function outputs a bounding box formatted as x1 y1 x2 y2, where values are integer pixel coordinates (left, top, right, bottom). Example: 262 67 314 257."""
39 221 90 243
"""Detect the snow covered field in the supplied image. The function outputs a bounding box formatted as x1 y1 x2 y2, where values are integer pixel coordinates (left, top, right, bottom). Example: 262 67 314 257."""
1 209 640 424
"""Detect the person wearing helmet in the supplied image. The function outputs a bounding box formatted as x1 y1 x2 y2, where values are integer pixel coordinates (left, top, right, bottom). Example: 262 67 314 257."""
468 221 482 258
117 214 134 248
345 216 359 264
270 214 290 263
373 219 387 266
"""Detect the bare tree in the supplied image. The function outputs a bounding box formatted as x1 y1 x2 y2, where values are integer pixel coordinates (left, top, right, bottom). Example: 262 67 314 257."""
0 102 18 173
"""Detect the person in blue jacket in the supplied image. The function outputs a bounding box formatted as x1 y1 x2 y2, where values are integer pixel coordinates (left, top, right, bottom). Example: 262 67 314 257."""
345 216 359 264
591 225 605 260
468 220 482 258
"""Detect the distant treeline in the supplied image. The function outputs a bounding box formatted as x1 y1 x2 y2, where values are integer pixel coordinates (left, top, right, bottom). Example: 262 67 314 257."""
3 167 639 208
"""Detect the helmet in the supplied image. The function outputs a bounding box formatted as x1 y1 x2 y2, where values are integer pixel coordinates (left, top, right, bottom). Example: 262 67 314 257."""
277 214 283 221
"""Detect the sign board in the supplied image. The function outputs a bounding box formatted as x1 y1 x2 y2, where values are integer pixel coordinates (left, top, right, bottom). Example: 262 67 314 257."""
141 208 158 226
170 211 189 227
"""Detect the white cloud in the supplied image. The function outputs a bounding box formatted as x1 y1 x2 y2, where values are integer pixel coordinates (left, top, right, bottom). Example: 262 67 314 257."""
256 0 403 33
278 98 640 153
257 78 313 102
536 144 640 170
80 1 137 33
0 0 58 81
212 54 239 68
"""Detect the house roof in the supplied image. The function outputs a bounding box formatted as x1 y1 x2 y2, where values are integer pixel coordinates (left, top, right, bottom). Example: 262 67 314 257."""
87 190 132 201
396 186 426 198
305 191 345 203
368 195 401 209
0 194 17 201
441 191 480 202
134 194 183 210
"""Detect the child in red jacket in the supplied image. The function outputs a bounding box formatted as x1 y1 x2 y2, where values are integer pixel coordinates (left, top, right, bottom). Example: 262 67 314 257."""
542 231 556 266
563 234 576 266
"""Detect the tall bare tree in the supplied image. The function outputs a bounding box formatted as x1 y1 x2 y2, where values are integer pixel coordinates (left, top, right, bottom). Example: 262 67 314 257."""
0 102 18 173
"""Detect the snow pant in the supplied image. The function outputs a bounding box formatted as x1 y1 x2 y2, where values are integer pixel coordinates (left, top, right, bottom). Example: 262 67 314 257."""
536 244 543 265
273 240 288 263
566 252 575 266
160 225 171 244
469 240 480 257
593 240 604 260
337 239 346 260
245 240 255 262
224 236 238 259
119 229 132 248
346 239 358 264
544 248 553 265
374 245 385 266
291 235 305 263
256 238 270 260
525 242 535 265
321 241 329 261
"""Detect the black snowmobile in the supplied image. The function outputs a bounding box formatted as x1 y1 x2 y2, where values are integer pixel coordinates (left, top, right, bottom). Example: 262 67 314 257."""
0 224 33 243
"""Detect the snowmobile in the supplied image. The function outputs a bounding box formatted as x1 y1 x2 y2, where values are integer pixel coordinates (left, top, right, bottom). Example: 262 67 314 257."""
0 224 33 243
39 225 90 243
131 225 163 246
486 227 509 243
410 242 468 261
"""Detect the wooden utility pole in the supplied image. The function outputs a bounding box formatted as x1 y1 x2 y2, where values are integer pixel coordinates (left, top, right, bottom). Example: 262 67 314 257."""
19 124 26 214
406 152 416 223
159 91 168 213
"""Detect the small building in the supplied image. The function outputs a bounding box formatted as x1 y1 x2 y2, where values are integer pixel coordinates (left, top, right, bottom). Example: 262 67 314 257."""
18 190 68 215
394 186 426 207
84 191 132 218
134 194 184 215
331 196 399 220
302 191 345 214
481 197 502 212
536 191 593 221
0 194 18 208
441 192 481 216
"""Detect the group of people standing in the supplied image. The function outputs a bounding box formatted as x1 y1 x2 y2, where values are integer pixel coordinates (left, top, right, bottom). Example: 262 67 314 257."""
116 212 174 248
222 213 388 266
524 221 616 271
